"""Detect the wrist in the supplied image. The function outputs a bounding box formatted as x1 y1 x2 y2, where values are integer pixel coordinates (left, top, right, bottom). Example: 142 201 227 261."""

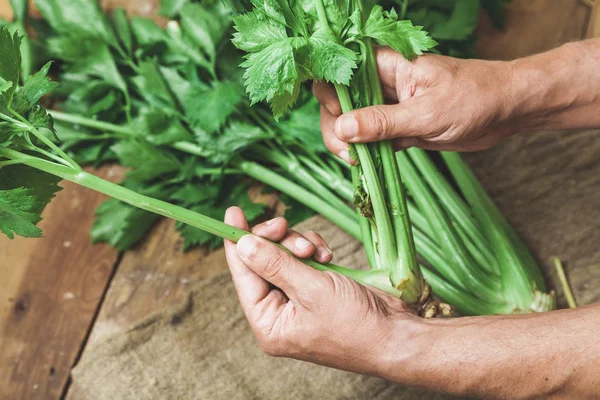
374 316 442 387
506 40 600 132
375 316 493 396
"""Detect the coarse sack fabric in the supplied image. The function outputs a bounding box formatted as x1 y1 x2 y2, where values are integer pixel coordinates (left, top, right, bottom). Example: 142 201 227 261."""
70 215 455 400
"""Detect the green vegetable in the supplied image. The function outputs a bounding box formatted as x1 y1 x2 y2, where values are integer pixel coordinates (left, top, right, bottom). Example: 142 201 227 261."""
0 26 398 298
5 0 555 316
232 0 439 306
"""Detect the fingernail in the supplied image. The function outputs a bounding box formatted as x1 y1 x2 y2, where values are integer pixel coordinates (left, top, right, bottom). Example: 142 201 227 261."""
338 149 353 164
237 235 257 259
266 218 277 226
295 237 312 250
336 115 358 140
318 247 332 261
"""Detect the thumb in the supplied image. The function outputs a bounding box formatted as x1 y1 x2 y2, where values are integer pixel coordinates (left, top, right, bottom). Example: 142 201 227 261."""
236 235 323 303
335 100 435 143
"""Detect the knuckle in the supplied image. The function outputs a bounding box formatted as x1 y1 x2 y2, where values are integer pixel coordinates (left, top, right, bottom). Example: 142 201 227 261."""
304 230 318 241
369 106 392 138
305 272 336 300
323 137 339 154
263 251 287 281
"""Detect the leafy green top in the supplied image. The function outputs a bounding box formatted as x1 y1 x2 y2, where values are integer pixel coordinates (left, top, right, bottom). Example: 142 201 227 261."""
232 0 436 117
0 28 62 239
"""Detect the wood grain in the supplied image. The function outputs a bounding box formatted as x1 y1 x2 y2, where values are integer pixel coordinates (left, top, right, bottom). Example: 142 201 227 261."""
0 166 122 400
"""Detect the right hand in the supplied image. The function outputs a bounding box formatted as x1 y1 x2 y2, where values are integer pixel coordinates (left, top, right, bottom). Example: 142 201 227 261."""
314 47 520 162
224 207 419 376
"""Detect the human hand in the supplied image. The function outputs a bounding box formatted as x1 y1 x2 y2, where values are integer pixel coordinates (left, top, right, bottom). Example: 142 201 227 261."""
224 206 420 375
314 47 518 161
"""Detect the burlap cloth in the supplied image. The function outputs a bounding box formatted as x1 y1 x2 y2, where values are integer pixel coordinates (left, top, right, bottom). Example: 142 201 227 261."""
71 130 599 399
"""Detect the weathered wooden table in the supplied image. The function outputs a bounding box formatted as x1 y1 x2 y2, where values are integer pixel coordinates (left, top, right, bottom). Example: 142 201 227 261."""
1 1 599 399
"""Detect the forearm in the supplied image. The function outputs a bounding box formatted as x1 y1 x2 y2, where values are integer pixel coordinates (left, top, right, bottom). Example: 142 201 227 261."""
508 38 600 132
377 304 600 399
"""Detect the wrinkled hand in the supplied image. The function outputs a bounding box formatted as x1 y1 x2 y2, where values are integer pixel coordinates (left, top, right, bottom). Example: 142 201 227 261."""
314 47 517 161
224 206 416 375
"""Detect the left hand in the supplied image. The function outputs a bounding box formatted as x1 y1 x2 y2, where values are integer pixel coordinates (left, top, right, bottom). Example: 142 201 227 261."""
224 207 419 375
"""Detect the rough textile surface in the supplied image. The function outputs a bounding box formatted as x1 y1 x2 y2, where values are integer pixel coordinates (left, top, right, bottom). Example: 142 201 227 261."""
71 129 599 399
70 216 454 400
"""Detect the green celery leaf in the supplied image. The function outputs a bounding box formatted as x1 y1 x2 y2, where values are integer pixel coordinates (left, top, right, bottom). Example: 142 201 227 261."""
308 27 357 85
0 27 21 104
112 8 133 54
88 91 119 116
170 183 221 206
70 142 116 167
230 184 266 222
195 121 270 165
91 180 167 250
176 183 266 251
364 6 437 59
176 204 223 250
269 81 301 118
257 0 306 36
131 17 165 46
135 59 178 108
163 22 212 70
180 2 231 61
91 198 160 250
430 0 480 41
19 61 59 105
183 80 242 134
27 105 56 138
232 9 287 53
174 156 199 183
302 0 349 37
240 38 300 117
142 108 194 145
0 165 62 239
9 0 28 21
47 37 126 91
277 97 326 153
35 0 118 47
0 164 62 212
112 140 181 181
0 188 44 239
159 66 193 105
54 121 107 145
159 0 190 17
59 79 120 118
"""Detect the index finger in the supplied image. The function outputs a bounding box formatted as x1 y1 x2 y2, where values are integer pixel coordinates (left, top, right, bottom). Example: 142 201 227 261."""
313 81 341 116
224 207 270 310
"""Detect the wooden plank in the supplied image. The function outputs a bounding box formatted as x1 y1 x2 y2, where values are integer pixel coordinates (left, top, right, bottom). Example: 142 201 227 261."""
66 186 279 400
476 0 591 60
0 166 121 400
